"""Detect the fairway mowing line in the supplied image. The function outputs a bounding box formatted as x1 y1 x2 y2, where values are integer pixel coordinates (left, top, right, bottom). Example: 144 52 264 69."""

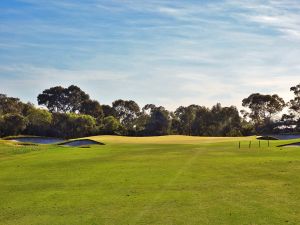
130 148 203 224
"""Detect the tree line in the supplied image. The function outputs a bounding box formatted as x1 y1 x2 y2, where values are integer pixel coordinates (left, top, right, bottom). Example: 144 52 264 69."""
1 84 300 138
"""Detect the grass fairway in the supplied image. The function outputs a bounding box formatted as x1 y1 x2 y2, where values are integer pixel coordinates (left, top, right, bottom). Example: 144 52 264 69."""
1 136 300 225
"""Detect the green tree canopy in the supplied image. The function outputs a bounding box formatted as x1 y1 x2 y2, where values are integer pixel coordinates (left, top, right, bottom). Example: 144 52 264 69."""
112 100 140 131
289 84 300 115
79 99 103 119
51 113 96 138
175 105 200 136
242 93 285 132
25 108 52 136
0 94 26 115
146 106 170 136
0 113 27 136
37 85 90 113
102 116 122 134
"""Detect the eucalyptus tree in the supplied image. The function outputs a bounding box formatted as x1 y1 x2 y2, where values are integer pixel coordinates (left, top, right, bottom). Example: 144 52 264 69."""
174 105 200 136
112 99 141 131
281 83 300 131
0 94 25 115
37 85 89 113
102 104 116 118
242 93 285 133
289 84 300 115
145 106 171 135
102 116 122 134
0 113 27 136
79 99 103 119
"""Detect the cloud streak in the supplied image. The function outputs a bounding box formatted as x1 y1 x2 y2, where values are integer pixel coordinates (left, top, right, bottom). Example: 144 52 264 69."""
0 0 300 110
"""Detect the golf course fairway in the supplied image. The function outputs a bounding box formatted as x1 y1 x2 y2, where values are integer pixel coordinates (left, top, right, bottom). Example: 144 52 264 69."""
0 135 300 225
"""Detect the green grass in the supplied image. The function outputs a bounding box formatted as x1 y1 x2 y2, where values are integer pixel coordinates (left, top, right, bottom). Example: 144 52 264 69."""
0 136 300 225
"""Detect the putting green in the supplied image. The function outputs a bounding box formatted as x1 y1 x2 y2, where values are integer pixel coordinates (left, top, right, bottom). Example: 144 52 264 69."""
0 136 300 225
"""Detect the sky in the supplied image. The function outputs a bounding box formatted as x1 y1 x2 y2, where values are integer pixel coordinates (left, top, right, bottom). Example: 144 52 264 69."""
0 0 300 110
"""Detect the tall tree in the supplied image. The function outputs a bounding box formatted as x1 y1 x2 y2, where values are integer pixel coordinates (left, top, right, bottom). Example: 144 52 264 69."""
289 84 300 115
142 104 156 114
102 116 122 134
242 93 285 133
102 105 116 118
275 113 298 133
79 99 103 119
0 94 25 115
64 85 90 112
37 86 65 113
191 104 242 136
210 104 242 136
0 113 27 136
112 100 140 131
191 106 211 136
37 85 89 113
284 83 300 132
146 106 170 135
175 105 199 136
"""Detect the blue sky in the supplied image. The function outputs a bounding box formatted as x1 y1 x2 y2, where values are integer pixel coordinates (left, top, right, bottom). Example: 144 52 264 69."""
1 0 300 110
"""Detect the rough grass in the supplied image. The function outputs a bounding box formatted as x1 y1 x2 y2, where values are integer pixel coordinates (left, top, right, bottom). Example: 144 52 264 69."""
0 136 300 225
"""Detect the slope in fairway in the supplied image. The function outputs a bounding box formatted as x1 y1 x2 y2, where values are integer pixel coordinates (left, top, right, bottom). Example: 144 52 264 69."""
0 136 300 225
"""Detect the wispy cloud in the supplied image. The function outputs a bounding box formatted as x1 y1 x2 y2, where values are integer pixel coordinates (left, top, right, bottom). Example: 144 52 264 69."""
229 0 300 40
0 65 130 81
0 0 300 110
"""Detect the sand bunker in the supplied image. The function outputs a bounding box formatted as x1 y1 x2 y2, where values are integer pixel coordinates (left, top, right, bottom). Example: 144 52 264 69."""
59 139 104 147
10 137 65 144
257 134 300 140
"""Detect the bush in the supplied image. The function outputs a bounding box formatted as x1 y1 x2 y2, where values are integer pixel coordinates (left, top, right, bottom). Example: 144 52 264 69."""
102 116 122 134
0 113 27 137
225 129 242 137
25 108 52 136
50 113 97 138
